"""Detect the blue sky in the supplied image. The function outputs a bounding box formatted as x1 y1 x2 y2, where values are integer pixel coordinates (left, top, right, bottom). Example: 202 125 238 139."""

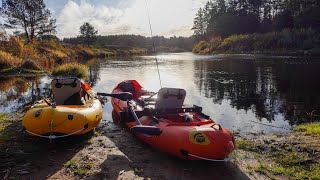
43 0 207 38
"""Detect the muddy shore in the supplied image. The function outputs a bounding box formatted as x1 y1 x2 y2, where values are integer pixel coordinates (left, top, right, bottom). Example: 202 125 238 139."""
0 112 319 180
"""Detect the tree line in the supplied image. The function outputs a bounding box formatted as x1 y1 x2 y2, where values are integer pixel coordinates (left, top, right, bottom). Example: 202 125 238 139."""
0 0 194 51
192 0 320 37
63 35 195 51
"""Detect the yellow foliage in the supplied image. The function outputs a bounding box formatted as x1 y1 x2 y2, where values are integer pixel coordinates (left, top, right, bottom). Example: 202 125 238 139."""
0 34 147 72
0 50 22 67
52 63 88 79
192 40 211 54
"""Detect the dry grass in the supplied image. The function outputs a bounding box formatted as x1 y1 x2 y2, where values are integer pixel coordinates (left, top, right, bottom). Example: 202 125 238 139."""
0 50 22 68
0 34 147 73
52 63 88 79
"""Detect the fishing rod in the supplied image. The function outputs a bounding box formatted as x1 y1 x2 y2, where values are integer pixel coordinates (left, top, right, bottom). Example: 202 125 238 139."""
145 0 162 88
4 60 52 106
24 59 54 79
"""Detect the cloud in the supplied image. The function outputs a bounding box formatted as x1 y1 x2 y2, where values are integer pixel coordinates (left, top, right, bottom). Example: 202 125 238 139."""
161 25 194 37
57 0 125 37
56 0 208 38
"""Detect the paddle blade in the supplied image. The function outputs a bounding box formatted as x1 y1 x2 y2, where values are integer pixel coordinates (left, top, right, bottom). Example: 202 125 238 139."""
130 125 161 136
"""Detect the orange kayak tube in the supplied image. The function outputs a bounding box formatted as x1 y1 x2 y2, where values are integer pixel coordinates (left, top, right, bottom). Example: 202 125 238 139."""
111 81 235 161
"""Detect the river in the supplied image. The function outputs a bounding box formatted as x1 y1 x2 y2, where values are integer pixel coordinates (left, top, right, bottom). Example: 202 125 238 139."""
1 52 320 133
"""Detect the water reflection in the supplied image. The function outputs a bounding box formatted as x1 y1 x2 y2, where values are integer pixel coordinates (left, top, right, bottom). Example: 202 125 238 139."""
194 60 278 122
0 76 51 112
194 58 320 126
0 53 319 133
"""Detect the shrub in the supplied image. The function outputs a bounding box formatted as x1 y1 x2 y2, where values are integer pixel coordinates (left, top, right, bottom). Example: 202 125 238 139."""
209 37 222 52
192 40 211 54
193 28 320 54
52 63 88 79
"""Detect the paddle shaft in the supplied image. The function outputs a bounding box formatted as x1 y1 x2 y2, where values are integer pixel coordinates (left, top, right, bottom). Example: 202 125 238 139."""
97 92 133 101
127 100 142 125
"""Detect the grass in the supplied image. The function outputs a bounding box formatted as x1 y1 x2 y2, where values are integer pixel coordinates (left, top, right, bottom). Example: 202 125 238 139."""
52 63 88 79
236 139 257 151
0 50 22 68
293 122 320 137
64 159 93 176
0 113 6 132
0 32 147 73
251 161 320 180
0 113 19 145
237 136 320 180
193 28 320 55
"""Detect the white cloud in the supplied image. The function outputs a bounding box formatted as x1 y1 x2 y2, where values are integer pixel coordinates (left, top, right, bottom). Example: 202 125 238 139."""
56 0 208 38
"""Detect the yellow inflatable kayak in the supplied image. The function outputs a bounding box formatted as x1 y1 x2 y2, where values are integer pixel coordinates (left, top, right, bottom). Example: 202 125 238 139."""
22 78 103 139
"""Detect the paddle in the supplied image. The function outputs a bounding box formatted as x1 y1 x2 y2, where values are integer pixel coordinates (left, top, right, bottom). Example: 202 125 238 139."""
97 92 133 101
126 100 161 136
97 92 161 136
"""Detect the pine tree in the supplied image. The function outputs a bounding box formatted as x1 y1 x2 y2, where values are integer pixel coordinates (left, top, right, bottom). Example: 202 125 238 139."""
192 8 205 36
79 22 98 46
1 0 56 42
203 1 213 35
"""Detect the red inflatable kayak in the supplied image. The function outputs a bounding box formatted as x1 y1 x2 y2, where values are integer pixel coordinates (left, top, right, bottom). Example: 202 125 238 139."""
110 80 235 161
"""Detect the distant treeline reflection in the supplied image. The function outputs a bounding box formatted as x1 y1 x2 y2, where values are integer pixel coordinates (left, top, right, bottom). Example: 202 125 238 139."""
194 59 320 125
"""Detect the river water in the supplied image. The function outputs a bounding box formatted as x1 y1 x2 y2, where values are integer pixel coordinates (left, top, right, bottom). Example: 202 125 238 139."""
1 52 320 133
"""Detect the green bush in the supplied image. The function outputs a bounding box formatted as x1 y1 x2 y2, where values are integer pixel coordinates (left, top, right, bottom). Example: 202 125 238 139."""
192 40 211 54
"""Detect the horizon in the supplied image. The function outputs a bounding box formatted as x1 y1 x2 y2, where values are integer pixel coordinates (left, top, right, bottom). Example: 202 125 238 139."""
43 0 207 39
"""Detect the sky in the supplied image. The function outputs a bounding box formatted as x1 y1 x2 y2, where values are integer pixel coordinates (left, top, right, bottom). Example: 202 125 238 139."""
43 0 207 38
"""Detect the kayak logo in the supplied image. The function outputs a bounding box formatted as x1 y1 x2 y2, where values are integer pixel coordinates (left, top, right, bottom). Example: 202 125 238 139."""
189 131 210 145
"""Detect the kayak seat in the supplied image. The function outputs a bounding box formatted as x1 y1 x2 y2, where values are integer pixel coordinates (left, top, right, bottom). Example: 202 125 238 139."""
51 78 83 105
155 88 186 110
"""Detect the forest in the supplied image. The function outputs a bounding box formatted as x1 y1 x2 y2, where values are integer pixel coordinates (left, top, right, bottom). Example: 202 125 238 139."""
63 35 195 52
192 0 320 55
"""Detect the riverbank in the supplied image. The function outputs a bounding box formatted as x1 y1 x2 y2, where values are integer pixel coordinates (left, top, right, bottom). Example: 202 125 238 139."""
0 35 148 75
193 28 320 57
234 131 320 179
0 112 319 179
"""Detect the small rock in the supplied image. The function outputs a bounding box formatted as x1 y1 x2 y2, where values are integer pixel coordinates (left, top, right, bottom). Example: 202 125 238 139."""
119 170 125 175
